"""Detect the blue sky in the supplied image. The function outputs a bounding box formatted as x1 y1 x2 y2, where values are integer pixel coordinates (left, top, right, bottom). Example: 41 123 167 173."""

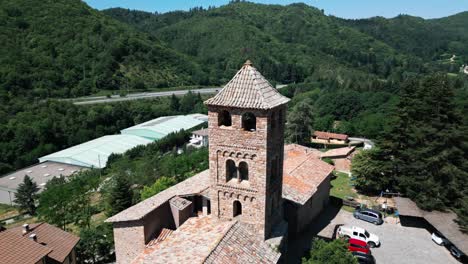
84 0 468 19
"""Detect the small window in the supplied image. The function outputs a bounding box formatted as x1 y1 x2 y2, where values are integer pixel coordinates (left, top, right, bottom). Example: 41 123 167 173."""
233 200 242 217
353 231 358 236
218 110 232 127
239 162 249 181
226 159 237 181
241 112 256 131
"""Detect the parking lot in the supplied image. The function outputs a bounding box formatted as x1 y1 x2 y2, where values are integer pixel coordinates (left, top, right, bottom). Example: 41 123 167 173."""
287 206 459 264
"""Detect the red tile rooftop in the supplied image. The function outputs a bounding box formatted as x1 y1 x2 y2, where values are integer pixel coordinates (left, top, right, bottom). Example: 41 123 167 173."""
132 216 235 264
0 230 51 264
313 131 349 141
320 146 356 158
283 144 334 205
2 222 79 263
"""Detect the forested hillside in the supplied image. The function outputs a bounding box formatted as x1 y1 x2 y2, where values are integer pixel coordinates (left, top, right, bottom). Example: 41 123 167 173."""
104 2 468 85
343 12 468 67
105 3 419 85
0 0 206 99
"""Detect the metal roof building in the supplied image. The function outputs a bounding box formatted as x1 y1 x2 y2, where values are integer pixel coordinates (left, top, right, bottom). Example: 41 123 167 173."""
38 135 153 169
0 161 85 204
121 114 208 141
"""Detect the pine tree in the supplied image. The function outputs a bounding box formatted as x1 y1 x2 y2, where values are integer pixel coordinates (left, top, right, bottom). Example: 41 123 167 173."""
370 75 468 212
14 175 39 215
107 175 133 216
285 100 314 145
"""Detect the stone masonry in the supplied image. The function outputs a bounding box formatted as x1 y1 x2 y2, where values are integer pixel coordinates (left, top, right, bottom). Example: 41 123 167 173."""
205 60 290 240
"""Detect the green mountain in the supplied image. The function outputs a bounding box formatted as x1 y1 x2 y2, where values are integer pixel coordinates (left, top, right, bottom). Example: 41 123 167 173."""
342 12 468 64
0 0 206 98
104 3 409 85
104 2 467 87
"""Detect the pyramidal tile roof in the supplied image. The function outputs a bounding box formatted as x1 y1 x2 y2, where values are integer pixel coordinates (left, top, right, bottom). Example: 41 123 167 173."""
205 60 290 109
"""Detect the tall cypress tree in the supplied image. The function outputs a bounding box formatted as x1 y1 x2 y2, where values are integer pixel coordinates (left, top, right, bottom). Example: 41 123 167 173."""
107 174 133 217
14 175 39 215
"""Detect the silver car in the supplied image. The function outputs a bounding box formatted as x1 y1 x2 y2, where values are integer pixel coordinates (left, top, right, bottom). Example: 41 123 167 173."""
353 208 384 225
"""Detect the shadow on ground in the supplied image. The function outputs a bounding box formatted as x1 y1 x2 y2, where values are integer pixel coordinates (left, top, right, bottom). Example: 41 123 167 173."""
285 197 343 264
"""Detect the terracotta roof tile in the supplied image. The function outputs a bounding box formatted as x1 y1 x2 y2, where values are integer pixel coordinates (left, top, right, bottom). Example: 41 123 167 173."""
282 144 334 205
204 61 290 109
0 231 51 264
133 216 235 264
205 222 281 264
313 131 348 141
6 223 80 263
321 146 355 158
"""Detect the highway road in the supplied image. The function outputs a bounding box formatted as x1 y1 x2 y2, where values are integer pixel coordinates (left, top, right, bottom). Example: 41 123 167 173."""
72 87 222 105
70 85 287 105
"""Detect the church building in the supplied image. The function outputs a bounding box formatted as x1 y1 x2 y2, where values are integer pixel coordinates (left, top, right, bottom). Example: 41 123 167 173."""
107 61 334 264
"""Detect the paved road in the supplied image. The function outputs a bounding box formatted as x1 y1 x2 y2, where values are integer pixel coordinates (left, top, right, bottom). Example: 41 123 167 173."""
69 85 287 105
72 88 222 105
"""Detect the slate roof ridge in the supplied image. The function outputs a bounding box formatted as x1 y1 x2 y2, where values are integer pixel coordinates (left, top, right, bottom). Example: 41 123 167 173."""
204 61 290 109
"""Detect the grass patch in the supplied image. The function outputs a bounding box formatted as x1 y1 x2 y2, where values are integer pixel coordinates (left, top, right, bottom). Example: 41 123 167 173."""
0 204 18 220
330 171 356 200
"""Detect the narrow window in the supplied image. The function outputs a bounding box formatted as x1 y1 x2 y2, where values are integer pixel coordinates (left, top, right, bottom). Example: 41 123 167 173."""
218 110 232 127
241 112 256 131
226 159 237 181
239 162 249 181
233 200 242 217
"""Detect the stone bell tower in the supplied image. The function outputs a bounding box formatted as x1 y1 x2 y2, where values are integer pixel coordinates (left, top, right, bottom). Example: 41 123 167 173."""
204 60 290 239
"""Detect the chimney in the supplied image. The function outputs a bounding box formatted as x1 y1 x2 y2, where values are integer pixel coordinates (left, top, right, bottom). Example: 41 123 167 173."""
22 224 29 234
29 233 37 242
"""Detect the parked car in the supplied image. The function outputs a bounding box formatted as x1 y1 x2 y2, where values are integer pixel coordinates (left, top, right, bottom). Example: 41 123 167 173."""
337 225 380 247
352 251 376 264
448 244 467 263
348 238 371 255
431 231 449 246
354 208 384 225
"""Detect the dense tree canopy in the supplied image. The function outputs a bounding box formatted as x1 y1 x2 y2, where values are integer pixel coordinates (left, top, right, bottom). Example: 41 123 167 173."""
352 75 468 230
302 238 357 264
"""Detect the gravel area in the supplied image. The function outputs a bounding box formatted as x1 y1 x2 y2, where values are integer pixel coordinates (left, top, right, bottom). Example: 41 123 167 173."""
287 205 459 264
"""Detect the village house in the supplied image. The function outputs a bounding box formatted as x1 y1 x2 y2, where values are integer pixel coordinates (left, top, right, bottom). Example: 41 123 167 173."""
188 128 209 148
107 61 334 264
0 223 80 264
321 146 356 173
311 131 349 145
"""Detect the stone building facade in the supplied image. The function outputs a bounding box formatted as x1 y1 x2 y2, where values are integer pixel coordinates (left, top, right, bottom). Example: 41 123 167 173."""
205 60 289 239
106 61 333 264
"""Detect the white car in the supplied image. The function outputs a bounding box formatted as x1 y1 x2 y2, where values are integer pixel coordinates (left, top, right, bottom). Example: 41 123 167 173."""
337 225 381 247
431 232 449 246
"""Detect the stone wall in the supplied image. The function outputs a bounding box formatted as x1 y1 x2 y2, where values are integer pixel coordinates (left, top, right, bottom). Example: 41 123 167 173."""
207 105 286 239
296 174 331 233
142 202 175 243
